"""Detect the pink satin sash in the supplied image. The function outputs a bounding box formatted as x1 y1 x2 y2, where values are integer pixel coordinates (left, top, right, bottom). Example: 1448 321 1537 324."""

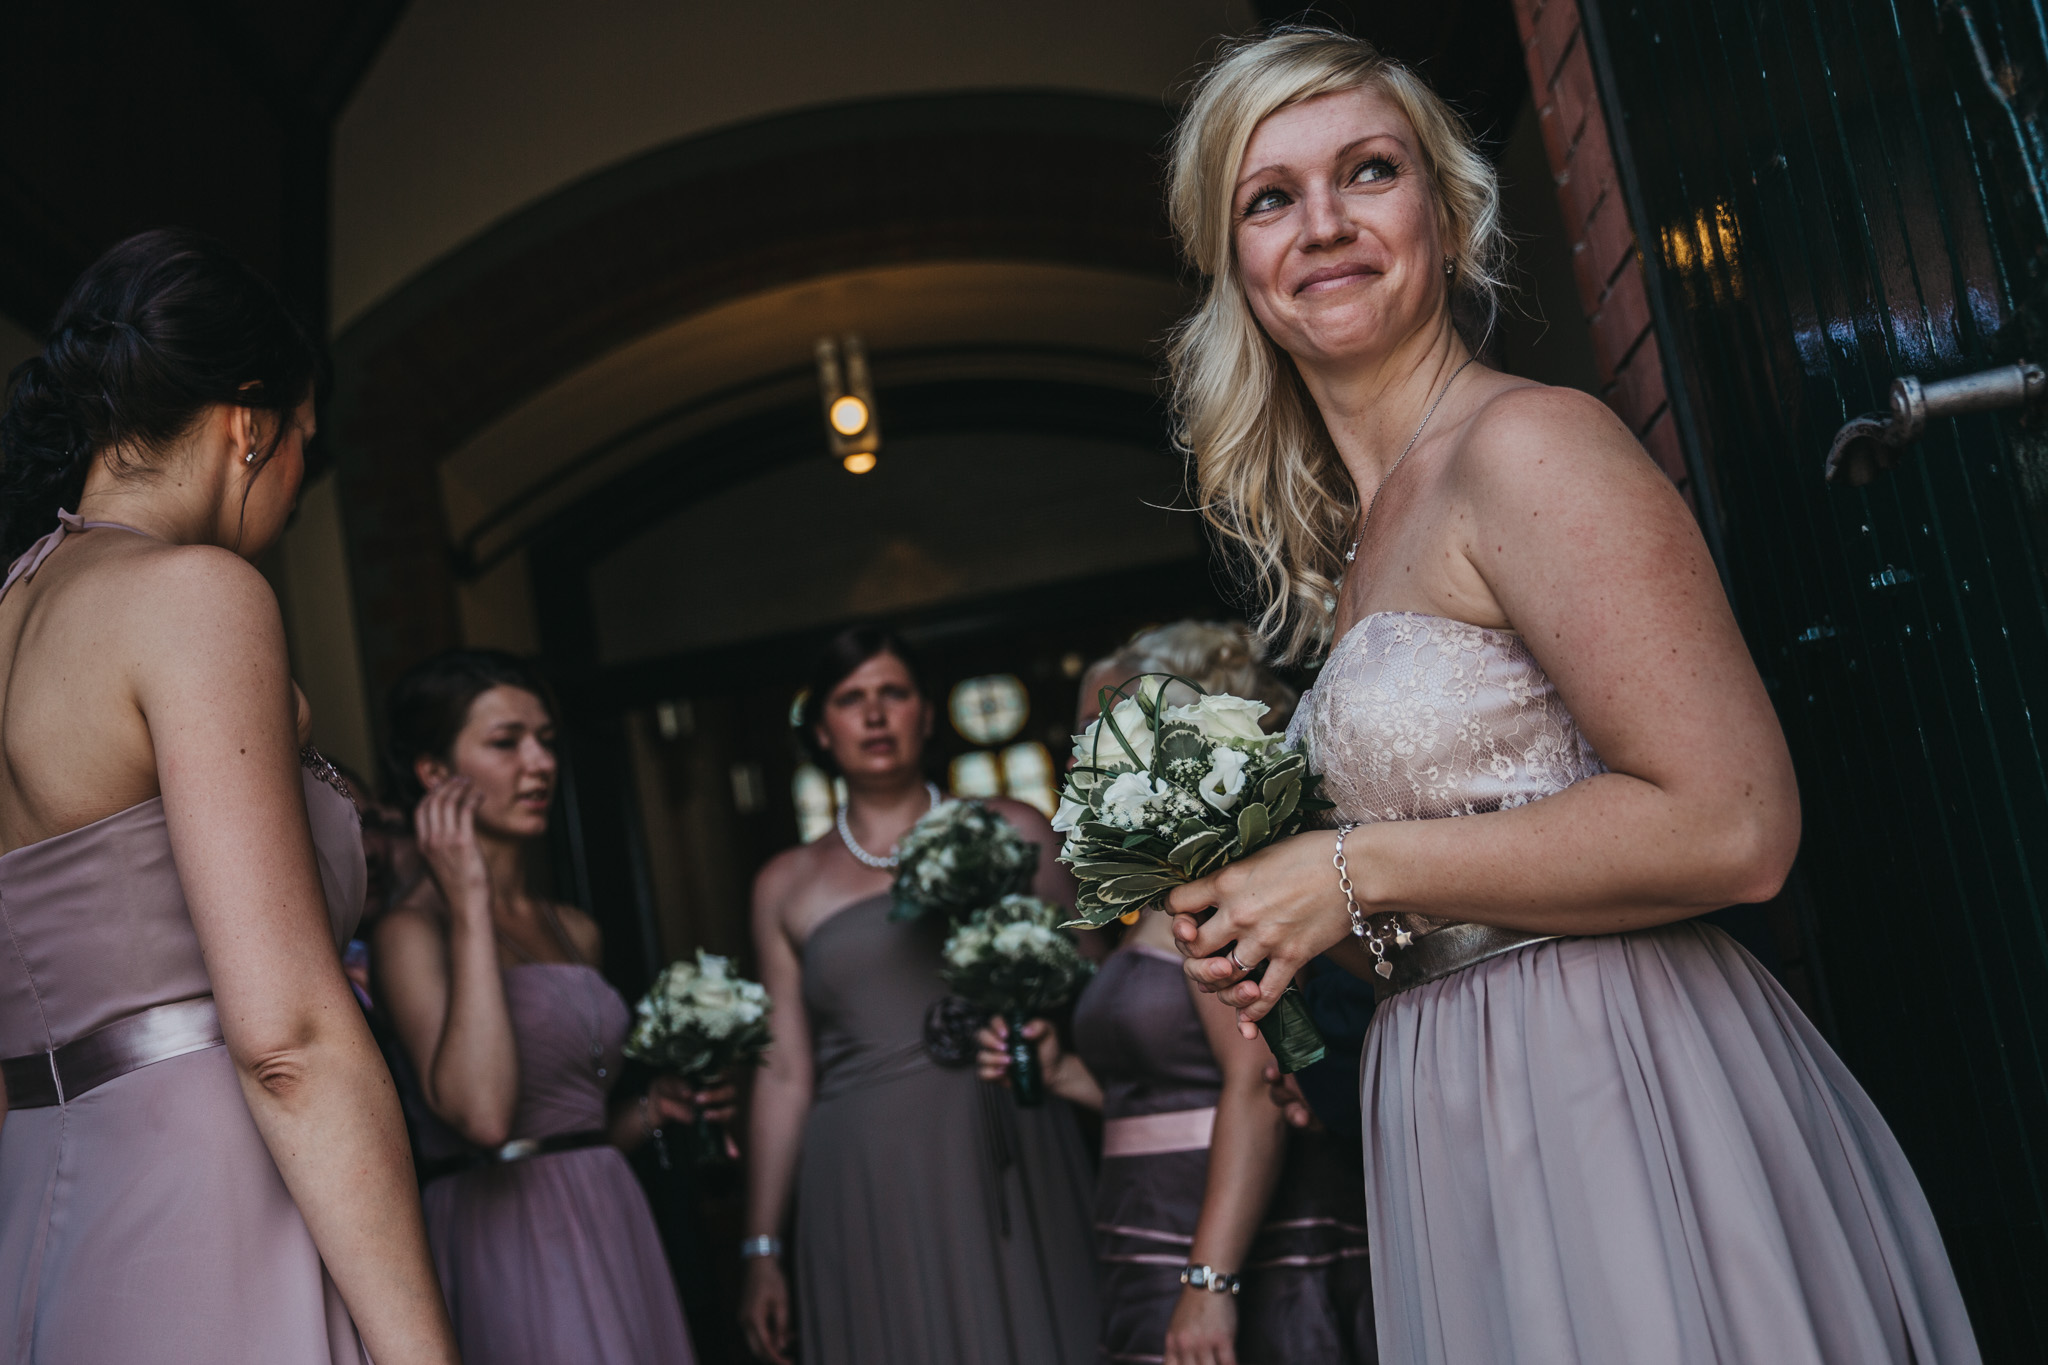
1102 1105 1216 1158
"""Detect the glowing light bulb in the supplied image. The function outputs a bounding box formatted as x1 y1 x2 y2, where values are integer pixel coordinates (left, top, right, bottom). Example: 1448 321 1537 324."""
842 451 877 474
828 395 869 436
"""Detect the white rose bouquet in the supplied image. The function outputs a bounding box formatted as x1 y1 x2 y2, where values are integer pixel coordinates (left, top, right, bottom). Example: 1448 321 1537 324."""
890 798 1040 923
1054 675 1331 1072
939 895 1095 1106
624 949 773 1163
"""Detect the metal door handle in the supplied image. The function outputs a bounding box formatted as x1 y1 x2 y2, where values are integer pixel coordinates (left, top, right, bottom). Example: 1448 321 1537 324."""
1825 360 2046 484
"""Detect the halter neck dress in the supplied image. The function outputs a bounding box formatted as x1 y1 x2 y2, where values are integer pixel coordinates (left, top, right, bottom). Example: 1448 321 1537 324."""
1294 611 1980 1365
0 514 373 1362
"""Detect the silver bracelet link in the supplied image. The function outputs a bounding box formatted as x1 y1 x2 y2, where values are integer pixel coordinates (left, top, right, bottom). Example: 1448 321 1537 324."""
1334 822 1406 981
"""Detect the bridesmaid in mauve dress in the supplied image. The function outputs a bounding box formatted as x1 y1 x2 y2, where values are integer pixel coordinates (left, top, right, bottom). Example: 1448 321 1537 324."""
0 231 456 1363
374 649 711 1365
741 627 1097 1365
989 623 1373 1365
1165 30 1980 1365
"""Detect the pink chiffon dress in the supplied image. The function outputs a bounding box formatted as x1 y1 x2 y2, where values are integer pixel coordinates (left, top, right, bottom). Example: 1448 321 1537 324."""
0 516 374 1362
415 958 697 1365
1295 611 1981 1365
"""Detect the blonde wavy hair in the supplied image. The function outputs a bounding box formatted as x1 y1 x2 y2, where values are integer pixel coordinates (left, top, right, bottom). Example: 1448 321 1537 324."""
1167 28 1508 662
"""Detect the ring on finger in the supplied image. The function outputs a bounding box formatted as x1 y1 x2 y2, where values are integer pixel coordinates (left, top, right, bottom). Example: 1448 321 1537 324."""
1227 946 1249 972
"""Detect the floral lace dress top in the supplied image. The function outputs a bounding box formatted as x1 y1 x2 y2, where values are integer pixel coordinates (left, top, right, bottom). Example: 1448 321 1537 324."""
1289 612 1607 935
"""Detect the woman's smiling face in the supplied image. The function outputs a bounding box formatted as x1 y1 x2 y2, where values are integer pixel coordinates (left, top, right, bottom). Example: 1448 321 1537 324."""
1230 85 1446 371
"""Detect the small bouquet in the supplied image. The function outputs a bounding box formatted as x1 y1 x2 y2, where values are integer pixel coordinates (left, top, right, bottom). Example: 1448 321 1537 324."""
890 799 1039 922
624 949 772 1164
1054 677 1331 1072
940 895 1095 1106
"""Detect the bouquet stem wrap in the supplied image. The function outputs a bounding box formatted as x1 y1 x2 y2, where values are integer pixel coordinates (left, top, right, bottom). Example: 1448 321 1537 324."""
1053 676 1338 1073
1003 1010 1045 1108
690 1117 729 1165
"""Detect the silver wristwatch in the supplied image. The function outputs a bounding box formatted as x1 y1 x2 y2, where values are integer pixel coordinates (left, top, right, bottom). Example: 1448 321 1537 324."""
740 1235 783 1260
1179 1263 1241 1295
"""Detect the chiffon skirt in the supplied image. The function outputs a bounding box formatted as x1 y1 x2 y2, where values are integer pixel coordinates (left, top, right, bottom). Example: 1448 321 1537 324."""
1362 920 1981 1365
424 1144 694 1365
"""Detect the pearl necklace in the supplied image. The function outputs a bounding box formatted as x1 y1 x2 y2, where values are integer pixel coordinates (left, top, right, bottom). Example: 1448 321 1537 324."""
837 782 943 870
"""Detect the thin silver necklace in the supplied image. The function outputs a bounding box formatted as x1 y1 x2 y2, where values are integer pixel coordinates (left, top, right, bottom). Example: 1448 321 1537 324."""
1346 355 1476 565
837 781 943 869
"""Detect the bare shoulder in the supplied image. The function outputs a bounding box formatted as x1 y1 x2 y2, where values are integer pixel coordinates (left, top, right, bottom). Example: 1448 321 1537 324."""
753 839 824 921
113 541 278 622
1450 382 1649 493
372 887 447 956
553 902 603 964
983 795 1056 843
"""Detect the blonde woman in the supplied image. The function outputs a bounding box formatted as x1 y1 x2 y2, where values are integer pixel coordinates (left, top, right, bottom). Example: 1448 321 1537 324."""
1161 29 1978 1365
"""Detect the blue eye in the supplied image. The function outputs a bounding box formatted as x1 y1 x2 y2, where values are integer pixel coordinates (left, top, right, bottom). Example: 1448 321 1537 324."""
1245 187 1290 214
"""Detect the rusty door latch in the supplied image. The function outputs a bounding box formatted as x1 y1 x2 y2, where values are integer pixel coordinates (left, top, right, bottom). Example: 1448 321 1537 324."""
1825 360 2046 484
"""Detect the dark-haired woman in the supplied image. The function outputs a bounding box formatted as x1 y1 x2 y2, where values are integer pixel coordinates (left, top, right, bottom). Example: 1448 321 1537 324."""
739 628 1098 1365
373 649 712 1365
0 230 457 1362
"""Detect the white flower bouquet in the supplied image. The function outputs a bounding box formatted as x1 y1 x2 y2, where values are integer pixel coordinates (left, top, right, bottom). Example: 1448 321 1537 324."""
939 895 1095 1106
1054 676 1331 1072
891 799 1040 923
624 949 773 1163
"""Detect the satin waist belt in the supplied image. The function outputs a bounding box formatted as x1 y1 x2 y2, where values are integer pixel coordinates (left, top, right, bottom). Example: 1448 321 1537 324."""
1375 923 1563 1001
1102 1105 1216 1158
1 995 223 1109
418 1129 612 1184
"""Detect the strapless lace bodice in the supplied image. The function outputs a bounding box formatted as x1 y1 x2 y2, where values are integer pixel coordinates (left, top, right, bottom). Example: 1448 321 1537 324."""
1290 612 1607 826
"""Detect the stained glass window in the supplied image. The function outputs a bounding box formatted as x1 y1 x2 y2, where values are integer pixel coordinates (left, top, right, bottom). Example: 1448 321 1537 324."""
948 750 1003 799
949 674 1029 746
999 741 1057 816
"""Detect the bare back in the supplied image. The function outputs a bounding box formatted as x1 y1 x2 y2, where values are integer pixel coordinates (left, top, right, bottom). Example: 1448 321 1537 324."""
0 527 185 852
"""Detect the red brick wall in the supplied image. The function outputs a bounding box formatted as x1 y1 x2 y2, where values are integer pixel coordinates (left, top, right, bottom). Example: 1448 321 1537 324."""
1512 0 1689 499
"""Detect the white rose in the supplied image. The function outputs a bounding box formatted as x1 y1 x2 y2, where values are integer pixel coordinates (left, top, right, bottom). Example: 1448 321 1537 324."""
1051 795 1089 833
1169 693 1270 744
1101 771 1166 822
1197 746 1251 812
1075 695 1156 772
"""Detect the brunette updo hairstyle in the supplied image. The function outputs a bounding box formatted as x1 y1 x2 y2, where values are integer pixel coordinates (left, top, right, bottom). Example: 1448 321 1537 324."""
384 649 558 810
0 228 321 560
797 625 928 775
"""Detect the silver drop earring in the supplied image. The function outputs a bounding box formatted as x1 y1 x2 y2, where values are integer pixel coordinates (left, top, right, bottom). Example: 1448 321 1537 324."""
1444 256 1455 276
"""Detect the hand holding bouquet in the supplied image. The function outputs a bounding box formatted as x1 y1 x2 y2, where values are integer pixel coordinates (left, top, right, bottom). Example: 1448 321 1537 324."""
1054 677 1331 1072
939 895 1095 1106
890 799 1040 923
624 949 773 1164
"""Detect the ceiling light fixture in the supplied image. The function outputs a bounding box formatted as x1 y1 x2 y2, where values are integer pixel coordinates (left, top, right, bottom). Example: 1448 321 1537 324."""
815 334 880 472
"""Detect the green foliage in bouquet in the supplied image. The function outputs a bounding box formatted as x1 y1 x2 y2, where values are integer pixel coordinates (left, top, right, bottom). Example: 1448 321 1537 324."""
624 950 774 1166
1052 676 1333 1073
1054 678 1331 930
939 895 1094 1107
939 895 1096 1018
624 949 773 1081
890 798 1039 923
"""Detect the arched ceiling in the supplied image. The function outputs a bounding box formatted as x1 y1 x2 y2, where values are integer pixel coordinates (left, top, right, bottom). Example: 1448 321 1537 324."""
332 0 1256 327
441 260 1185 570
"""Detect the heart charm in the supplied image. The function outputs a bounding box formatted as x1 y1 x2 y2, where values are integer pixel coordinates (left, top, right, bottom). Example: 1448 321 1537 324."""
1375 960 1394 979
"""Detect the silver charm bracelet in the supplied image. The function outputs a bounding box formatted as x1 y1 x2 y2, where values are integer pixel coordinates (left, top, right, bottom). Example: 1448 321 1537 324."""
1334 822 1396 981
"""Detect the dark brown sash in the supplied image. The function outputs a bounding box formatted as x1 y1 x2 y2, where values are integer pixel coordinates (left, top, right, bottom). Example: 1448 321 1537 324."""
2 996 223 1109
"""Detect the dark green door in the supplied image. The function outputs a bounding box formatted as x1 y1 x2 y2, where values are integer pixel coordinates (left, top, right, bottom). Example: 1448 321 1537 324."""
1585 1 2048 1357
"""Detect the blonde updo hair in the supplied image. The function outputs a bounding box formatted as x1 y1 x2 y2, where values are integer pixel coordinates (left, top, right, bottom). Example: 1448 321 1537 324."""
1166 27 1508 662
